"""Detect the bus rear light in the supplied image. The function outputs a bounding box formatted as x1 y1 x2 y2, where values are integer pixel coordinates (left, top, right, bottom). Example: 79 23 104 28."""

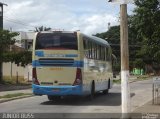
73 68 82 85
32 68 40 85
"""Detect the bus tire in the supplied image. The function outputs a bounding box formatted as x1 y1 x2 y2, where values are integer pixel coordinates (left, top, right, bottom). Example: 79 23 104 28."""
47 95 60 101
102 89 108 94
89 81 95 100
103 79 110 95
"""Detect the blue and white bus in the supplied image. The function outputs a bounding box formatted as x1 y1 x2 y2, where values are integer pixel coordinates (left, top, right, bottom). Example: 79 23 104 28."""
32 31 113 100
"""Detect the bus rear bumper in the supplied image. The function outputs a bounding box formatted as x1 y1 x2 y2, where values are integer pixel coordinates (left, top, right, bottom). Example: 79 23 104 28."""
32 84 83 96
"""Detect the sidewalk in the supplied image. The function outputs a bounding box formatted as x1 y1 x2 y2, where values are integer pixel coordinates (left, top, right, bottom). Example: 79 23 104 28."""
0 87 33 103
0 88 32 96
133 100 160 113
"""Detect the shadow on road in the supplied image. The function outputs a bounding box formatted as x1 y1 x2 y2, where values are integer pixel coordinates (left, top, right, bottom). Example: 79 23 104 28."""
41 92 135 106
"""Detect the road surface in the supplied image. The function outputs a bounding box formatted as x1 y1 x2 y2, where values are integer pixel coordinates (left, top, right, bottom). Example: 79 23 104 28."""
0 79 153 114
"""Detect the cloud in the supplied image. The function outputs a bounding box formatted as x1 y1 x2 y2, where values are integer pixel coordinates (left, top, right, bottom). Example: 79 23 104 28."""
1 0 129 34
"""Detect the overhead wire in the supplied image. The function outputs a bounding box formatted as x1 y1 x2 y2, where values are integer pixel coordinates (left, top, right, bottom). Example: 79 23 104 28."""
4 16 37 29
4 16 36 28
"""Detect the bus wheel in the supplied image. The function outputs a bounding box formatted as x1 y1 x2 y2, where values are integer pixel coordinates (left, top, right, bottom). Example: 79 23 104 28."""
103 79 110 95
102 89 108 94
89 82 95 100
47 95 60 101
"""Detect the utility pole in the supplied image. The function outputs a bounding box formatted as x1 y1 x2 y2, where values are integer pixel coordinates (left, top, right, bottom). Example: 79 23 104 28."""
120 4 131 118
0 2 7 29
108 0 131 118
10 27 13 80
0 2 7 81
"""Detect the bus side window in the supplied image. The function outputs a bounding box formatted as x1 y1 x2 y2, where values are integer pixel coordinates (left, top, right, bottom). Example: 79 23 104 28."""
98 45 101 60
83 38 89 58
89 42 92 59
105 47 108 61
95 44 98 60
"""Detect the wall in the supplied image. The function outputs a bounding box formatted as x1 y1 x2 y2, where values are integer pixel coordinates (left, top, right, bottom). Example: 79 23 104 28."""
3 62 32 81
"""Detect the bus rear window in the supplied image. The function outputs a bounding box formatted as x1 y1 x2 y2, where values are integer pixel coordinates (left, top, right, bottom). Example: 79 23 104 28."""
35 33 78 50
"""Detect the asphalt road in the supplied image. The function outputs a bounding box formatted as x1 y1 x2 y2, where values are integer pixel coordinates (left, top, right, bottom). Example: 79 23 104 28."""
0 79 153 114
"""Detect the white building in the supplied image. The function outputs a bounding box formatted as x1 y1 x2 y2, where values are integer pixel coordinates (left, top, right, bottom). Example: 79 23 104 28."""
14 31 35 50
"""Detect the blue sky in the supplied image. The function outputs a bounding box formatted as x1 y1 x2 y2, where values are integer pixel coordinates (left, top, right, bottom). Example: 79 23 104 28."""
1 0 135 34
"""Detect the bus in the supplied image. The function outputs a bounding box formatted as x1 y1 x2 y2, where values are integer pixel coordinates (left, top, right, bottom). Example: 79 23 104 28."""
32 31 113 100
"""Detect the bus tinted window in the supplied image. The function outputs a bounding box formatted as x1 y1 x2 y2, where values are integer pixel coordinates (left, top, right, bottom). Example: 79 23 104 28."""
35 33 78 50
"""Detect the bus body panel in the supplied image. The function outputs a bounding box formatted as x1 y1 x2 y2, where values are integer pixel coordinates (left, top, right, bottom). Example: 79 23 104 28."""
32 84 83 96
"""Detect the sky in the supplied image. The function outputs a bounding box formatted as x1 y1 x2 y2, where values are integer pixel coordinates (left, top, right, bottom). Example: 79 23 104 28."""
1 0 135 35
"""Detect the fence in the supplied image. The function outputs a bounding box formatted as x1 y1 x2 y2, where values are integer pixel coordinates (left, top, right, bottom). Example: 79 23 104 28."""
152 77 160 104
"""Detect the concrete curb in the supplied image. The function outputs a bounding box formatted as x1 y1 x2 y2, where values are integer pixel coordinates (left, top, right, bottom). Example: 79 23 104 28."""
0 94 34 103
129 80 137 83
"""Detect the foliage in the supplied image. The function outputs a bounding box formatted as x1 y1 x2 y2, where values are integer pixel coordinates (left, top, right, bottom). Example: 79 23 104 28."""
130 0 160 65
2 51 32 67
95 0 160 74
0 29 19 81
14 51 32 66
0 29 19 59
0 30 18 49
35 26 51 32
133 58 145 68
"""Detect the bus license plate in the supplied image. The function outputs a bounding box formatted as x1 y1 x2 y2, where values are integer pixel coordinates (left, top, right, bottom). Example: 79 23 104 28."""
52 88 60 92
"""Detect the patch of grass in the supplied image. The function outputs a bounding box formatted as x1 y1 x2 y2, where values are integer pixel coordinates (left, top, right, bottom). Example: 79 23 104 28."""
113 79 121 84
136 75 150 80
2 76 30 85
0 93 32 99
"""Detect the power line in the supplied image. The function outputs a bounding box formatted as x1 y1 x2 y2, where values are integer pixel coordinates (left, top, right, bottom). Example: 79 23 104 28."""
4 17 37 28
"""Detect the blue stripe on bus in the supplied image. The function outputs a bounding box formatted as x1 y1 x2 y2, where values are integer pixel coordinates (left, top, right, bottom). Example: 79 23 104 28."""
39 60 74 63
32 84 83 96
32 60 84 67
65 54 78 57
35 51 44 57
35 51 78 57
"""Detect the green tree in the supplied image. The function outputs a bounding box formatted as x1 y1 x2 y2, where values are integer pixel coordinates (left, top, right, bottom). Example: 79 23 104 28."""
2 51 32 67
35 26 51 32
0 29 18 82
131 0 160 74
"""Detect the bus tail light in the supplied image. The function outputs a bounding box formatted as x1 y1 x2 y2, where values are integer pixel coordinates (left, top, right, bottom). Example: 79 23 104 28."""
73 68 82 85
32 68 40 85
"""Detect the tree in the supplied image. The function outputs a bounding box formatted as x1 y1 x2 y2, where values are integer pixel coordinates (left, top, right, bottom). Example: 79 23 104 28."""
0 29 18 82
95 25 140 72
130 0 160 74
2 51 32 67
35 26 51 32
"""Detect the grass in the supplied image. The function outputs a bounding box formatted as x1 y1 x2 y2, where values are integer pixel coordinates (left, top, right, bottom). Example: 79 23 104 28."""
113 79 121 84
137 75 150 80
113 75 150 84
1 76 31 85
0 93 32 99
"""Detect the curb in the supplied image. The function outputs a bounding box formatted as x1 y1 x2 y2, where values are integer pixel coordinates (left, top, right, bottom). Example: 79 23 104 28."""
0 94 34 103
129 80 137 83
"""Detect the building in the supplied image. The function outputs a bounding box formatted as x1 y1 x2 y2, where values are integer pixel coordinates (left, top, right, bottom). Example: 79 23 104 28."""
14 31 35 50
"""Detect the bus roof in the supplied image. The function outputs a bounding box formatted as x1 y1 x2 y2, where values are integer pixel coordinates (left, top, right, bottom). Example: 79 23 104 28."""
81 33 110 47
37 31 111 47
39 31 77 34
